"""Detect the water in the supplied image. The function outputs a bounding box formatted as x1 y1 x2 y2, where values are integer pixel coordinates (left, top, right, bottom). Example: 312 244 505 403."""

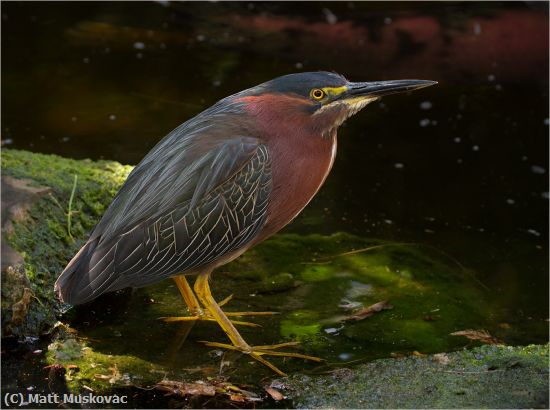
2 1 548 407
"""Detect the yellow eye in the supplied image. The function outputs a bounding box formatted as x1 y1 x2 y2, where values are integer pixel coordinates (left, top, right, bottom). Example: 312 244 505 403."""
311 88 326 100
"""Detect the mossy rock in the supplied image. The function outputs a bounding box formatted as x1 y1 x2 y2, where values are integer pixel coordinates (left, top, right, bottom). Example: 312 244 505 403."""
282 344 549 408
1 149 133 338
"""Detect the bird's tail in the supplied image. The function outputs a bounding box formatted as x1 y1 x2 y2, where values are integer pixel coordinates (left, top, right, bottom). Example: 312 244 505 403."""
54 237 101 305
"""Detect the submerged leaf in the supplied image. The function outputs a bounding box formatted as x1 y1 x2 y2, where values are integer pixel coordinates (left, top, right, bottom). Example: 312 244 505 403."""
265 387 284 401
229 394 245 402
450 329 502 345
432 353 450 364
155 380 216 397
345 300 394 321
155 379 262 403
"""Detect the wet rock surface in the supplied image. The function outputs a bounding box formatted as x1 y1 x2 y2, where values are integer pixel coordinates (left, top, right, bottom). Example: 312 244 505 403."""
1 149 133 339
1 176 52 337
282 344 549 409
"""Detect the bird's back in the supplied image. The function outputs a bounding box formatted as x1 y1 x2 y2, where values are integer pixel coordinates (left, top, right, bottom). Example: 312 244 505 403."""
55 100 272 305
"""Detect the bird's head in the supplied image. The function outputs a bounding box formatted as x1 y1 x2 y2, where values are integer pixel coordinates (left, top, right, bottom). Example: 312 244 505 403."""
233 71 436 139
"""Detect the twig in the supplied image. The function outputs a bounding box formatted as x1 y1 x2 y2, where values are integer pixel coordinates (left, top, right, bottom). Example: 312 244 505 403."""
319 243 414 259
47 193 65 212
435 369 506 374
29 292 45 308
67 174 78 240
411 243 490 291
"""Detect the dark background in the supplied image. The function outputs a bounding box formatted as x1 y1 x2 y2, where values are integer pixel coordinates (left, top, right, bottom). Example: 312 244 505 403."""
2 1 549 341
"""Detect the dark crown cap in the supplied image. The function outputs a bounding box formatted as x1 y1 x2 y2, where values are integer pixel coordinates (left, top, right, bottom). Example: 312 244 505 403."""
244 71 348 98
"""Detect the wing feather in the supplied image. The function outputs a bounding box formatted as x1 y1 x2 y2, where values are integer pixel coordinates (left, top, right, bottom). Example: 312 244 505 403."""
55 136 272 305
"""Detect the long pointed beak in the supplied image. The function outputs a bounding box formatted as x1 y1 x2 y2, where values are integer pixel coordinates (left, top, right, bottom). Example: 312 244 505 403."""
347 79 437 99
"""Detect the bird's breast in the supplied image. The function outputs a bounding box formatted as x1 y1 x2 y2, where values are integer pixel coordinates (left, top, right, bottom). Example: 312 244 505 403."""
235 93 338 245
253 133 337 243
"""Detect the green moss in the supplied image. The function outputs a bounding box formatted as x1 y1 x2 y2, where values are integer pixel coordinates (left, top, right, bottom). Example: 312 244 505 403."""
1 149 133 335
257 272 296 292
280 310 323 342
46 332 164 391
219 232 491 357
300 265 334 282
284 344 549 409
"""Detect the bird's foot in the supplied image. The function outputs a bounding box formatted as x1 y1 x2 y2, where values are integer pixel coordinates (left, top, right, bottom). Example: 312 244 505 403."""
160 293 278 327
159 312 260 327
216 294 280 317
199 340 323 376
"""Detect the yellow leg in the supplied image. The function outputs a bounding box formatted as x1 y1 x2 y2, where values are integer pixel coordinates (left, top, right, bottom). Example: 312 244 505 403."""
160 275 266 327
194 272 322 376
174 275 202 315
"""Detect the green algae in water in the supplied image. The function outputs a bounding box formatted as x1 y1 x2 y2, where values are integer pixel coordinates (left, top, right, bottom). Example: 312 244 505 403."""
52 232 494 392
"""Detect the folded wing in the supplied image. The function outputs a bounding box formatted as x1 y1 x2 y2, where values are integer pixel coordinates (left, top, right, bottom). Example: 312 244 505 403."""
55 136 271 305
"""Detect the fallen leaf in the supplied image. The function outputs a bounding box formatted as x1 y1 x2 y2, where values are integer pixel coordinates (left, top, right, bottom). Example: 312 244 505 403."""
93 365 122 384
182 366 218 375
155 379 262 402
65 364 80 382
450 329 501 345
432 353 450 365
108 365 121 384
11 288 33 324
93 374 111 380
229 394 245 402
226 384 242 393
412 351 426 357
344 301 393 321
265 387 284 401
155 381 216 397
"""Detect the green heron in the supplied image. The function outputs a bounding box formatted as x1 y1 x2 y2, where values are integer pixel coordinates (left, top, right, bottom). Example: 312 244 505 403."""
55 72 436 376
